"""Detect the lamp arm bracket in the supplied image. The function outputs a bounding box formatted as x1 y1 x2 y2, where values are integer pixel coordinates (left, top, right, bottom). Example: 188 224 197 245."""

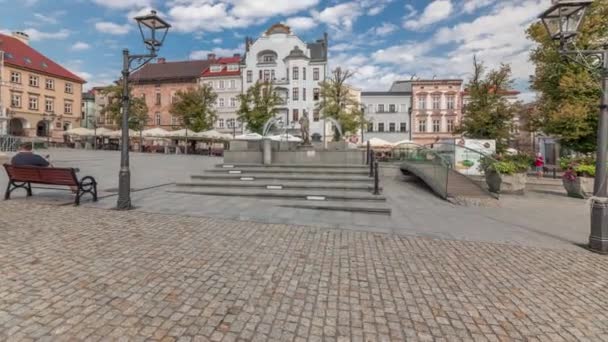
559 49 608 73
128 54 157 72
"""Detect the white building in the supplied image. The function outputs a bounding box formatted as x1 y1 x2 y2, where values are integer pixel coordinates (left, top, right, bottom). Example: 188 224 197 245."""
200 54 243 136
361 81 412 143
241 23 328 140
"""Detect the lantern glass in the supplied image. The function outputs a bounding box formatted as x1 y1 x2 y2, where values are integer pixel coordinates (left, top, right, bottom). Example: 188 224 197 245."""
134 10 171 54
539 0 592 42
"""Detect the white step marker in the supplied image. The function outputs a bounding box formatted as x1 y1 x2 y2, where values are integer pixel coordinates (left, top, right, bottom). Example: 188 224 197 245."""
222 164 235 168
267 185 283 190
228 170 242 174
240 177 254 181
306 195 326 201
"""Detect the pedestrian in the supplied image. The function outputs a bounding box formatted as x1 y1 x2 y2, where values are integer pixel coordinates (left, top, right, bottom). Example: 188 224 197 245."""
10 143 51 167
535 152 544 179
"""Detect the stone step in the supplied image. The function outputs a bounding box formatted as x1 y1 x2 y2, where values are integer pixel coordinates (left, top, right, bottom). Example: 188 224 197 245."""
207 168 369 175
168 188 386 202
191 173 374 182
278 202 391 215
218 163 368 170
176 180 377 192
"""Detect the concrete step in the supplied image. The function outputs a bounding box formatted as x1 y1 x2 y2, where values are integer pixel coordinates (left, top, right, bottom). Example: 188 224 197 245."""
176 180 377 192
218 163 368 170
207 167 369 175
191 173 374 183
168 188 386 202
278 201 391 215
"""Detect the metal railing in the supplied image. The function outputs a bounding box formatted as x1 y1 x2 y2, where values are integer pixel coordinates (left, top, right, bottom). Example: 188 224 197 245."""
393 143 451 198
0 135 20 152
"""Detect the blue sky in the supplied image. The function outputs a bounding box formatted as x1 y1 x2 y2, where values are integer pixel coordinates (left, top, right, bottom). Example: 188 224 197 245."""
1 0 551 100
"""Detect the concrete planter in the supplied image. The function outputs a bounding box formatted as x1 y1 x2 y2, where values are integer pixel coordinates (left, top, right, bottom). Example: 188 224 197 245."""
500 173 527 195
485 171 502 193
563 177 594 199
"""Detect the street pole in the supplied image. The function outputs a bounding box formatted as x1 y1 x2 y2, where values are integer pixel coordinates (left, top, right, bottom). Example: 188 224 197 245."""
590 51 608 253
117 49 131 210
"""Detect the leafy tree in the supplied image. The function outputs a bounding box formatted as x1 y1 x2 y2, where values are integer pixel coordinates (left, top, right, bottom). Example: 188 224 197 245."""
316 67 366 140
456 58 519 153
236 81 281 134
526 0 608 153
101 84 149 131
170 85 218 132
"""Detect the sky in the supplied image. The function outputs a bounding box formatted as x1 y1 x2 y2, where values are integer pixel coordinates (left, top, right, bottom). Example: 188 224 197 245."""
0 0 552 101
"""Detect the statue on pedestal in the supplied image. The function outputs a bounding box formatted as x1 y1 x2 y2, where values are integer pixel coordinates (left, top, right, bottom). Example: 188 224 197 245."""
299 112 311 145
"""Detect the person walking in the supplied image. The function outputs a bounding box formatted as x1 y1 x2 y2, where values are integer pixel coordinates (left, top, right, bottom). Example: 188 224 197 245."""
535 152 545 179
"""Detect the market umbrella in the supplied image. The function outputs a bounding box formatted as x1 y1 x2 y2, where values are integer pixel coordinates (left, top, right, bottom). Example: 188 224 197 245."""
107 129 138 138
93 127 114 136
142 127 170 138
65 127 94 136
197 129 233 141
269 134 303 142
234 132 263 141
362 137 392 148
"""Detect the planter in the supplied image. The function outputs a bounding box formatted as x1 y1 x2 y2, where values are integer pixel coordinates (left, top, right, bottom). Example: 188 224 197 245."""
485 170 502 193
563 177 594 199
500 173 527 195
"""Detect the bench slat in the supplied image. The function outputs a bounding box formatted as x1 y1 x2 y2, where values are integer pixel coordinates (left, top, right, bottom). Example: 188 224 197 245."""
4 164 78 186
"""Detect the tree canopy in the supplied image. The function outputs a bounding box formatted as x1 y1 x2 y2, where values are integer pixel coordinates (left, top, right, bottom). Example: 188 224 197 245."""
170 85 218 132
526 0 608 153
236 81 281 134
101 84 149 131
456 58 519 153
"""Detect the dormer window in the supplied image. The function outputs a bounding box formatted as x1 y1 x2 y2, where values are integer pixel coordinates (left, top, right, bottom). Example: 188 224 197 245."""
4 53 13 59
227 64 238 72
257 50 278 64
263 55 275 63
24 57 32 64
210 65 222 72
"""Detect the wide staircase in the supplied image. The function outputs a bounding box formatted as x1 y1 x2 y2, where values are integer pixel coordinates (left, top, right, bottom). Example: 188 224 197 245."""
171 163 391 214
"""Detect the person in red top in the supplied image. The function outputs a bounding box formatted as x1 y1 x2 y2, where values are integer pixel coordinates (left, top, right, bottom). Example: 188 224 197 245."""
535 152 544 179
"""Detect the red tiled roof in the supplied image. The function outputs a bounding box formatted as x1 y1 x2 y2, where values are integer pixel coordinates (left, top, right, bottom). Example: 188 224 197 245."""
0 33 85 83
201 57 241 77
130 59 211 82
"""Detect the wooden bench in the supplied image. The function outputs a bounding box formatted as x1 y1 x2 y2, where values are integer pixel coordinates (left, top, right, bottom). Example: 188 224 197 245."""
3 164 98 205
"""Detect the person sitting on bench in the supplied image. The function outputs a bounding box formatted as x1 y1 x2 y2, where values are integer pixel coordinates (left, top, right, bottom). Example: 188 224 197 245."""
11 143 50 167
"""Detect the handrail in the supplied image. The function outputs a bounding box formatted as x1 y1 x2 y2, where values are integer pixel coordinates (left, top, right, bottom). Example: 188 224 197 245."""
393 143 451 198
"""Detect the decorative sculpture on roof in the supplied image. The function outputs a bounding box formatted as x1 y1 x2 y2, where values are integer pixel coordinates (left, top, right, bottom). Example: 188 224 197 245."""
265 23 291 36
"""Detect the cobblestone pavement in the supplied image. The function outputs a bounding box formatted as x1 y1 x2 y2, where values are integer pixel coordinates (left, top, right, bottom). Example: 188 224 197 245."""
1 201 608 341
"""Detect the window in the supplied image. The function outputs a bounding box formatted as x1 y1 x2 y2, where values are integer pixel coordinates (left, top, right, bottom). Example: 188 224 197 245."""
302 88 306 101
263 70 270 81
207 81 213 89
29 75 39 87
227 119 234 128
378 123 385 132
65 83 73 94
313 109 320 122
447 95 455 110
45 98 54 112
313 88 320 101
433 119 440 132
45 79 54 90
263 55 275 63
155 92 161 105
303 67 306 80
293 67 299 80
10 72 21 84
432 95 441 110
171 115 179 126
389 104 396 113
389 122 395 132
247 70 252 83
293 109 299 122
218 119 224 128
219 80 225 89
313 68 319 81
171 92 177 104
155 112 161 125
230 97 236 107
29 96 39 110
400 122 407 132
227 64 239 72
292 88 299 101
64 101 72 114
418 96 426 110
447 119 454 132
368 104 374 113
11 94 21 108
210 65 222 72
230 80 236 89
271 70 275 80
418 120 427 132
378 104 385 113
219 98 225 107
367 122 373 132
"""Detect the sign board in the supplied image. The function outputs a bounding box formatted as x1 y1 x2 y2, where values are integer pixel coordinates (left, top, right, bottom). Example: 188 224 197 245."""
454 139 496 176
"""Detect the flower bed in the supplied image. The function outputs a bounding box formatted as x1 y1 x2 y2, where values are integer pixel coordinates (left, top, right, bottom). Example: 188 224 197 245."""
561 156 595 199
480 154 532 194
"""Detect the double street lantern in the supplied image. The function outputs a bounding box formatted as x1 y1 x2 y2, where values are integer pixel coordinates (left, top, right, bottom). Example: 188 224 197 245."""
539 0 608 253
117 10 171 210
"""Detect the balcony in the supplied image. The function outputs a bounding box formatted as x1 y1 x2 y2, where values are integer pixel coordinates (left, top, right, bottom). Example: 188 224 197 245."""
272 77 289 85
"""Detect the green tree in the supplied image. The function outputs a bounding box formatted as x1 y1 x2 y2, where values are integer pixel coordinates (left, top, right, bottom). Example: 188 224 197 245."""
101 84 149 131
456 58 519 153
170 85 218 132
526 0 608 153
236 81 281 134
316 67 366 140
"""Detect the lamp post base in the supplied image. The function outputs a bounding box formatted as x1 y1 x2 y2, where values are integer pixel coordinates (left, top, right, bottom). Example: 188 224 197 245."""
589 198 608 253
116 168 132 210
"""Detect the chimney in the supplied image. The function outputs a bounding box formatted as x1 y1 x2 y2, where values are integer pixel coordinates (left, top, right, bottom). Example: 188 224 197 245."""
157 57 166 64
233 53 241 58
12 31 30 45
207 53 216 60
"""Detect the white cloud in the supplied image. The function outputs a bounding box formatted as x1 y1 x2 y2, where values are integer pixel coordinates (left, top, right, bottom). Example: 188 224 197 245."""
212 38 223 44
33 13 58 25
189 45 244 60
285 17 317 32
168 3 251 33
71 42 91 51
230 0 319 18
404 0 453 30
462 0 497 14
313 2 362 32
95 22 131 35
22 28 70 41
92 0 151 9
373 22 398 36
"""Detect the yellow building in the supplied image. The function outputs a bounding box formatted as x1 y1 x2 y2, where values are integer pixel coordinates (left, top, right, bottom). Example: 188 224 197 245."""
0 32 85 141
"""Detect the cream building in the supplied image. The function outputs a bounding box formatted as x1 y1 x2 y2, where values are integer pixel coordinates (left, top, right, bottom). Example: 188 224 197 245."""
0 32 85 141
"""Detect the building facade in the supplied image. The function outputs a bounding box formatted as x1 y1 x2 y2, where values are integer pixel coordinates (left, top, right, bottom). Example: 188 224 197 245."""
81 91 95 128
129 58 211 129
241 24 328 139
200 54 243 136
411 79 463 145
361 81 412 143
0 32 85 140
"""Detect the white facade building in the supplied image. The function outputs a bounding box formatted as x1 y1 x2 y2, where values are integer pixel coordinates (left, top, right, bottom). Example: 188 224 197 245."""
241 24 328 140
361 81 412 143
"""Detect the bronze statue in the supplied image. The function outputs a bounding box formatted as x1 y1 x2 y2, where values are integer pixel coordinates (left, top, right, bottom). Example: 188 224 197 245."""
299 112 311 145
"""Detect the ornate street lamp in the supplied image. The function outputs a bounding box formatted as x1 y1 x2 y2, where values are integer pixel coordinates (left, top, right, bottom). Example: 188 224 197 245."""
117 10 170 210
42 112 56 148
539 0 608 253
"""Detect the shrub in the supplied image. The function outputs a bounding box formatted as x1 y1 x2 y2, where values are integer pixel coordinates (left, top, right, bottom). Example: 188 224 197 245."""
575 164 595 177
560 156 596 180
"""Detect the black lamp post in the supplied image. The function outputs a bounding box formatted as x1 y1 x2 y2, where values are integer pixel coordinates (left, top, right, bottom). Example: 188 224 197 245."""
117 10 170 210
360 105 365 143
42 113 56 148
539 0 608 253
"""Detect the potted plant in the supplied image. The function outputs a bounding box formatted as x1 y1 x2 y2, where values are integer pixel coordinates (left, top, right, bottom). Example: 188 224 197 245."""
480 155 530 194
561 158 595 198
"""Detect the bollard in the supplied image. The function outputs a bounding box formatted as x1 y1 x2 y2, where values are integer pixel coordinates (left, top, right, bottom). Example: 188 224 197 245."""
369 150 374 177
366 141 370 165
373 160 380 195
